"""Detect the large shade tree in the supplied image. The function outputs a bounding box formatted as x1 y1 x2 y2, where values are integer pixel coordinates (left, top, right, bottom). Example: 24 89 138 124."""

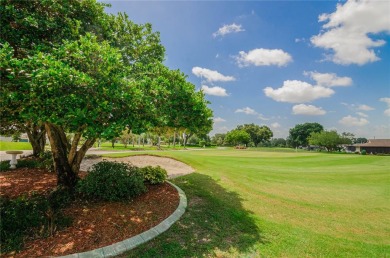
287 122 324 148
236 123 273 147
225 129 251 146
1 1 212 190
308 130 351 152
0 0 112 156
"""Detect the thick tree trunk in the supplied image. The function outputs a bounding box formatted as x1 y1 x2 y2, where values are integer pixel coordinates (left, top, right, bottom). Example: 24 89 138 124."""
25 124 46 157
157 136 161 150
173 129 176 147
45 123 95 189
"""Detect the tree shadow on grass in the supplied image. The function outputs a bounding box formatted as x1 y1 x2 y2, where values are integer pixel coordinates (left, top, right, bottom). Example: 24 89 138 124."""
122 173 265 257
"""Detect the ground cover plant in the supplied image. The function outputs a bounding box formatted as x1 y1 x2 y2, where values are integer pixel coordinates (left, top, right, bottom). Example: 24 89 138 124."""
108 148 390 257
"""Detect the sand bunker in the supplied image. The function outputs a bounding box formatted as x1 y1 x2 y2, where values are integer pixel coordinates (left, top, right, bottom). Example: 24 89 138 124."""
80 155 194 178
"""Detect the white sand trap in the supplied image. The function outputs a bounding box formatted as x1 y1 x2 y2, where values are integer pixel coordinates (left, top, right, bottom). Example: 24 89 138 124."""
80 155 195 178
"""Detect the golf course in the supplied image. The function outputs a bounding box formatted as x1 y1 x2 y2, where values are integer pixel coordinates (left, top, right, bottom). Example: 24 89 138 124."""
107 148 390 257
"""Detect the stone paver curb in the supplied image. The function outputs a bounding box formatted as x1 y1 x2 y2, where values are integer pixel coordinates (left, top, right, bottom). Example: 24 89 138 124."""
58 181 186 258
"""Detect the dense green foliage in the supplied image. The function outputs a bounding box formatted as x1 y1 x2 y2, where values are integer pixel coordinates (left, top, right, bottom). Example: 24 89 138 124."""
77 161 146 201
308 130 351 151
237 123 273 147
108 149 389 257
288 122 324 147
1 0 212 188
0 158 41 172
225 129 251 146
0 189 72 252
139 165 168 184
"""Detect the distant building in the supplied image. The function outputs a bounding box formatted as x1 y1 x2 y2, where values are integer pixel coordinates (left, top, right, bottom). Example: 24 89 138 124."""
346 139 390 154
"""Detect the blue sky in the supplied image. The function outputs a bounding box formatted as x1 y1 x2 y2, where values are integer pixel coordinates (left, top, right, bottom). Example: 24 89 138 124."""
103 0 390 139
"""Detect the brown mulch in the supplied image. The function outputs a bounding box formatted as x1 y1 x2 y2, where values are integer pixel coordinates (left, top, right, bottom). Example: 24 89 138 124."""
0 168 179 257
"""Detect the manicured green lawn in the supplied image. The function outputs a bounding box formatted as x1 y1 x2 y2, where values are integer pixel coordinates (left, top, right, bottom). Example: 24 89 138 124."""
97 142 209 151
0 141 32 151
108 149 390 257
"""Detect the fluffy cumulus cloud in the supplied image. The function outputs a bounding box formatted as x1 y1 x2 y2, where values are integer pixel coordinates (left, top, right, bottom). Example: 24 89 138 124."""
257 114 269 121
341 102 375 112
292 104 326 115
192 67 235 82
235 107 257 115
201 85 229 97
357 104 375 111
304 71 352 87
213 23 244 37
356 112 368 118
380 97 390 116
311 0 390 65
213 117 226 123
271 122 281 129
339 115 369 126
236 48 292 67
264 80 334 103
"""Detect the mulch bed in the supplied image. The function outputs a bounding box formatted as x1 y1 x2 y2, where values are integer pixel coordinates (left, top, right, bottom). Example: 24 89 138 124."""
0 168 179 257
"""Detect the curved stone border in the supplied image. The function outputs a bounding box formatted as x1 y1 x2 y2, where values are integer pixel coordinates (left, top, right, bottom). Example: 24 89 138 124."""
59 181 187 258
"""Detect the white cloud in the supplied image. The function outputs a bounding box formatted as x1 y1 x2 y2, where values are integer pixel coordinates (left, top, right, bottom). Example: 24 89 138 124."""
341 102 375 112
257 114 269 121
295 38 306 43
213 117 226 123
213 23 245 37
356 112 368 118
235 107 257 115
236 48 292 67
292 104 326 115
264 80 334 103
357 104 375 111
311 0 390 65
271 122 281 129
380 97 390 105
192 67 235 82
304 71 352 87
339 115 369 126
201 85 229 97
380 97 390 116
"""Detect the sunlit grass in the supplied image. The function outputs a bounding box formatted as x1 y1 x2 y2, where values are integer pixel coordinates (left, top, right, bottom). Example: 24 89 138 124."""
114 148 390 257
0 141 32 151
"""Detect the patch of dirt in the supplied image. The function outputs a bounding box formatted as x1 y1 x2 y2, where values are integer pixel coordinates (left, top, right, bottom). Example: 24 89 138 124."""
1 166 180 257
80 155 195 178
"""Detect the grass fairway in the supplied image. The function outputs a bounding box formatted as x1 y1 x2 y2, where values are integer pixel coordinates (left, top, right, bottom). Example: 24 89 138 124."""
0 141 32 151
109 149 390 257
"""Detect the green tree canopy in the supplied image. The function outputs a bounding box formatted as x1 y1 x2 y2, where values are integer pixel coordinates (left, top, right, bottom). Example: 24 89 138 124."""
236 123 273 147
211 133 226 146
308 130 351 152
1 1 212 189
225 129 251 146
287 122 324 148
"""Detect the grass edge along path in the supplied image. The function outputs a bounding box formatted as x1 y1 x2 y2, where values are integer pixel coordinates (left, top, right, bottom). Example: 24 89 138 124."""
106 149 390 257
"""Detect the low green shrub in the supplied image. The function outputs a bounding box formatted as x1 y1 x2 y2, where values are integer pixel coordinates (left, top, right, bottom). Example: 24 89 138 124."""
0 160 10 172
39 151 54 172
361 149 367 155
77 161 146 201
0 158 40 172
139 165 168 184
16 159 40 168
0 188 73 253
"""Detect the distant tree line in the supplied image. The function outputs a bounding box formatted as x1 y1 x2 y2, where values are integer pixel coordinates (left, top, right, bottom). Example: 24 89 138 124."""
211 122 368 151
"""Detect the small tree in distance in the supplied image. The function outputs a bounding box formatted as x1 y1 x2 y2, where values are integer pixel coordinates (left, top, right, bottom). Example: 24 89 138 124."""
308 130 351 152
225 129 250 146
